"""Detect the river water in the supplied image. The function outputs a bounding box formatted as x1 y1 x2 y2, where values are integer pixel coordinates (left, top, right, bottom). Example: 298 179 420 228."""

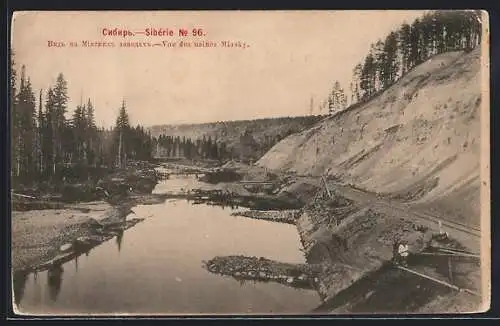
14 177 320 315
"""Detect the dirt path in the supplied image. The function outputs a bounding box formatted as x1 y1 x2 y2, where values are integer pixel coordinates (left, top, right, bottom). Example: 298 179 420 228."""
334 184 481 252
298 177 480 252
291 176 485 313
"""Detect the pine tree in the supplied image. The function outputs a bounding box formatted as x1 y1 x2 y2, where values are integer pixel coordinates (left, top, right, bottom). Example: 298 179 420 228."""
351 9 482 104
36 89 44 175
398 23 412 75
172 136 178 157
10 53 19 180
360 53 376 98
372 40 386 91
421 12 436 57
408 18 420 68
115 100 130 168
181 136 186 157
15 67 37 180
86 99 96 130
201 135 207 158
382 31 399 88
327 81 348 115
85 99 97 166
469 10 482 50
72 103 87 164
43 87 56 176
52 73 69 172
206 136 213 159
351 64 363 103
196 138 202 158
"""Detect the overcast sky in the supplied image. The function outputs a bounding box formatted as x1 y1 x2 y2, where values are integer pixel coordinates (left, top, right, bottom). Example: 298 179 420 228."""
11 10 425 128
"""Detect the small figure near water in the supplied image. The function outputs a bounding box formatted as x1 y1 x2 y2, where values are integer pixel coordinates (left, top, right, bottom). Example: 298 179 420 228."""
392 239 410 266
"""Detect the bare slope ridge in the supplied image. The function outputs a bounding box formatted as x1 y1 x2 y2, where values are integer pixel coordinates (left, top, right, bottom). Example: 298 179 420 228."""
258 49 482 225
149 116 322 148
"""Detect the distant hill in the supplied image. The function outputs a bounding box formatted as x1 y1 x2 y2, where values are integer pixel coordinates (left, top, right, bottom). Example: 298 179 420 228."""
148 115 325 161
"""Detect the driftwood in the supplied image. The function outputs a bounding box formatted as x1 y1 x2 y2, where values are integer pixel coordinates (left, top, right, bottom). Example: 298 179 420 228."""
12 192 37 199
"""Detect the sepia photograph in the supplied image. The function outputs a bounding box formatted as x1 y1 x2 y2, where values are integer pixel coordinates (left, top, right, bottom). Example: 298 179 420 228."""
10 10 490 315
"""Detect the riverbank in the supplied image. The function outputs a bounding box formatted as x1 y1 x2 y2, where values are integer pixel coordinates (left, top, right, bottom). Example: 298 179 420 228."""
11 192 171 275
161 162 485 313
295 184 483 313
11 164 165 275
12 201 114 273
189 160 483 313
11 159 484 314
154 161 484 312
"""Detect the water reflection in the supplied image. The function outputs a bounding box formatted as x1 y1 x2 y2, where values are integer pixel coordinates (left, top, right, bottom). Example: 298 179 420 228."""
236 278 258 287
47 265 64 302
194 201 239 211
116 230 124 252
15 199 319 314
13 271 29 306
14 227 135 307
14 243 102 307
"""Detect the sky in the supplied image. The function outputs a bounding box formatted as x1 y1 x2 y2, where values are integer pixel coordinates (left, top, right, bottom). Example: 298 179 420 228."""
11 10 426 128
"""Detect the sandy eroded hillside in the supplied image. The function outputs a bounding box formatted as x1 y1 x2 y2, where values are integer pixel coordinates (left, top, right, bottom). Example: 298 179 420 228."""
258 48 483 226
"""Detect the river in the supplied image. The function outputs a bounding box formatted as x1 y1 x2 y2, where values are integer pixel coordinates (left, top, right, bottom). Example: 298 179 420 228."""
14 177 320 315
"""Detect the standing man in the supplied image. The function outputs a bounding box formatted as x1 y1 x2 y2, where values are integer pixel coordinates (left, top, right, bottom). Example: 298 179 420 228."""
392 239 410 266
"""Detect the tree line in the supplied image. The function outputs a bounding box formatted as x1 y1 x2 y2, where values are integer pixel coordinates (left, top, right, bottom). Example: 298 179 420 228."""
155 134 229 161
324 10 482 115
155 127 300 163
11 58 155 187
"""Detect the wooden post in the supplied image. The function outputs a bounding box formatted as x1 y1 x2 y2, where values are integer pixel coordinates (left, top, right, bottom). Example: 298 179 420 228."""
417 252 480 258
321 175 332 199
396 265 480 297
448 256 453 283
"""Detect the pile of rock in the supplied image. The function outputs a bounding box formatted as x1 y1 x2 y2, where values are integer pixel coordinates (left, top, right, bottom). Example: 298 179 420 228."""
230 209 300 225
204 255 320 290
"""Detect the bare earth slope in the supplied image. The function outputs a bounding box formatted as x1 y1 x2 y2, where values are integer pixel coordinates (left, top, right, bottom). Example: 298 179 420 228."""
258 49 482 226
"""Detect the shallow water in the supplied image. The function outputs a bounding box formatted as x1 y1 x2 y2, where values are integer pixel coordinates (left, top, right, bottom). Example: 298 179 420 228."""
152 173 206 195
14 179 320 315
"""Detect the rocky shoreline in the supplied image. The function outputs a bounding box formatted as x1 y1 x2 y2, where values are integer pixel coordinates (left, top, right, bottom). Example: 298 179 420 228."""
12 160 481 314
34 217 145 273
230 209 301 225
12 164 164 275
203 255 322 290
